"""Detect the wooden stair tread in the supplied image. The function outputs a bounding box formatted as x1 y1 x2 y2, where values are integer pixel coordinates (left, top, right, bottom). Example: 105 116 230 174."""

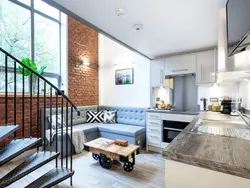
25 167 74 188
0 138 41 166
0 151 60 187
0 125 19 142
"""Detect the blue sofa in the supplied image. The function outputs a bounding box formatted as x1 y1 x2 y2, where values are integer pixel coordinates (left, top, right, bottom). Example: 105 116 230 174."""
42 106 146 157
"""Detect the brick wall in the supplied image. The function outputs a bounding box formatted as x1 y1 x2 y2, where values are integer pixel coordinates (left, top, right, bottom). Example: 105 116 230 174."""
0 17 99 146
0 96 62 146
68 16 99 106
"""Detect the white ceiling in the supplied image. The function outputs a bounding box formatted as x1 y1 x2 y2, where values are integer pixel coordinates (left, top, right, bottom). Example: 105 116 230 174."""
53 0 228 59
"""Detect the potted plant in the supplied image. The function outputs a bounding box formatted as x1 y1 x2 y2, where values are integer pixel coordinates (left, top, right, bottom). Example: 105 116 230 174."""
18 58 47 94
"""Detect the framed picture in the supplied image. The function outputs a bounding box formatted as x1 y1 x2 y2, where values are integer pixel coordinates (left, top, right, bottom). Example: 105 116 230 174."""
115 68 134 85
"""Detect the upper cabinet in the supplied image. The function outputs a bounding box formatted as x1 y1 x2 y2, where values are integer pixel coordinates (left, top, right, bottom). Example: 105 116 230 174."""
196 50 217 85
165 54 196 76
151 59 165 87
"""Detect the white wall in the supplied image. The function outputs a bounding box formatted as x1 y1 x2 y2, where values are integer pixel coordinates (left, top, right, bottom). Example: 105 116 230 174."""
239 81 250 109
99 34 151 108
197 83 240 107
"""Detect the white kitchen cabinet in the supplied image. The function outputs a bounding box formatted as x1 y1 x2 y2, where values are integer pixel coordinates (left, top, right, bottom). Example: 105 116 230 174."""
150 59 165 87
146 112 195 152
165 54 196 76
196 50 217 84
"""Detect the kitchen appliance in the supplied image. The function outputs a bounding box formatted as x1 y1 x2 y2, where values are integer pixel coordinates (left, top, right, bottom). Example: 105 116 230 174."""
230 93 242 116
200 98 208 111
163 120 189 143
221 100 232 114
227 0 250 56
212 103 221 112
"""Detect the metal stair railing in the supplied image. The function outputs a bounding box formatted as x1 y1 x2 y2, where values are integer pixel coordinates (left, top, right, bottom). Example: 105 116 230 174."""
0 47 80 186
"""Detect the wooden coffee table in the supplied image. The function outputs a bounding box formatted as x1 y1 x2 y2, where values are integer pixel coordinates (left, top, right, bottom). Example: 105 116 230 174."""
84 137 140 172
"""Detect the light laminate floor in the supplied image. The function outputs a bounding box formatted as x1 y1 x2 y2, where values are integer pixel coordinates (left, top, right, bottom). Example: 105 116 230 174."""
0 150 165 188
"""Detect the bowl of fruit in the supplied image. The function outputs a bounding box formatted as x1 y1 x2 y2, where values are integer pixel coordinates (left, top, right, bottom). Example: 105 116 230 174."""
159 103 172 110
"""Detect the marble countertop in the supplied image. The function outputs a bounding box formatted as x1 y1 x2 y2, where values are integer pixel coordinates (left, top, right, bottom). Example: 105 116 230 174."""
147 109 199 115
162 112 250 179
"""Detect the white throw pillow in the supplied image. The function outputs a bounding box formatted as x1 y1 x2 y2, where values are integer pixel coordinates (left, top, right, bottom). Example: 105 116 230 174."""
48 115 66 129
103 110 117 124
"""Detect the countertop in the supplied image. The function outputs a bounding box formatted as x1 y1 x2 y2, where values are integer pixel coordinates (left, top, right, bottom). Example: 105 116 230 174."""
162 112 250 179
147 109 199 116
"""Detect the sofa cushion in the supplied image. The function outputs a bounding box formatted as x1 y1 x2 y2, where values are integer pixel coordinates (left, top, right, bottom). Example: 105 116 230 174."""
103 110 116 124
98 123 146 137
86 111 104 123
98 106 146 127
73 123 101 134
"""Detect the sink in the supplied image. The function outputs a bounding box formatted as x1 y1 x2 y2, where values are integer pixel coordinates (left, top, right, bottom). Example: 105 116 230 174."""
191 119 250 140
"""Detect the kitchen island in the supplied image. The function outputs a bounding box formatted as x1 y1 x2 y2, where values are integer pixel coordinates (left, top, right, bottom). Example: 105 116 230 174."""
163 112 250 188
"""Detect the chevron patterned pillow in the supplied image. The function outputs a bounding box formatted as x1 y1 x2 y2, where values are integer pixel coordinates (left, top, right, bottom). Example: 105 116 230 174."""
86 111 104 123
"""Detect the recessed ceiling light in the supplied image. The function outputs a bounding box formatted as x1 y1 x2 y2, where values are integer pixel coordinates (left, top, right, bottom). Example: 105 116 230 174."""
133 24 143 31
116 8 126 17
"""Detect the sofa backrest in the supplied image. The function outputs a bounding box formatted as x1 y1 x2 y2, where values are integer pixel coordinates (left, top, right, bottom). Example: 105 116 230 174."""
42 105 98 131
98 106 146 127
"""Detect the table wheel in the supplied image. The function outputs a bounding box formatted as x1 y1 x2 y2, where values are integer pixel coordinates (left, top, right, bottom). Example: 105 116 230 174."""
99 154 113 169
123 161 134 172
92 153 100 160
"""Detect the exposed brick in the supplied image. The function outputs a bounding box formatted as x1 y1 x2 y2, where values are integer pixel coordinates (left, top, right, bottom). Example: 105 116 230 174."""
68 16 99 106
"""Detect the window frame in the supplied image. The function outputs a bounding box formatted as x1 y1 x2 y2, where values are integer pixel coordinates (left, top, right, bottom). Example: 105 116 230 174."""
0 0 62 91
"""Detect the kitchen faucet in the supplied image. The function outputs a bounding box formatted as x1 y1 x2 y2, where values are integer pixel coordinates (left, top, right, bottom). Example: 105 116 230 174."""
236 110 250 127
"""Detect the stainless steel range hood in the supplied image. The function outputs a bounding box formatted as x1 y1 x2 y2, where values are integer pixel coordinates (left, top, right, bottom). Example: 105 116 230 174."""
217 8 250 83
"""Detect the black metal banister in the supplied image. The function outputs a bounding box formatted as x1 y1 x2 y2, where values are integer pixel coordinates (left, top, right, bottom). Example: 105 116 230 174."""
30 75 33 137
22 66 25 137
14 61 17 139
1 46 78 186
0 47 80 115
5 55 8 126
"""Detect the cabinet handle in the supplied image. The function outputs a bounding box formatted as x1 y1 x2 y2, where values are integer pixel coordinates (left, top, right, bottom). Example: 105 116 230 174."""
150 115 159 118
161 70 164 84
149 128 159 132
150 135 159 139
201 64 203 82
149 122 159 125
172 69 188 72
164 127 183 132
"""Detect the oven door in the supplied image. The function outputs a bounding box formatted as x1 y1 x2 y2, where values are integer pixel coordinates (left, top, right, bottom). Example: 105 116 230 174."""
163 127 182 143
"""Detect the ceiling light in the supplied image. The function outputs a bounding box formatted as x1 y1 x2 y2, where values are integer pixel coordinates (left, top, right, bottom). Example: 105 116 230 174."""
133 24 143 31
116 8 126 17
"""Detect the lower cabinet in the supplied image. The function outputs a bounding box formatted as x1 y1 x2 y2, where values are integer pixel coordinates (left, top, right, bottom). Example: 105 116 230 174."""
146 112 195 152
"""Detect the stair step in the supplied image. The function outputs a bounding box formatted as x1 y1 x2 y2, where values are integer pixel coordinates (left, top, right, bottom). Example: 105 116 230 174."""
0 138 41 166
25 167 74 188
0 152 60 187
0 125 19 142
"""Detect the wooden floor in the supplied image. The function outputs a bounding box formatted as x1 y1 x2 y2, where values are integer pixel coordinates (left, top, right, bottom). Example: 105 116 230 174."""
0 150 165 188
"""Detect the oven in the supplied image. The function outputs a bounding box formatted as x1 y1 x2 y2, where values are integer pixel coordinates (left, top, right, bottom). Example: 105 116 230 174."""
163 120 189 143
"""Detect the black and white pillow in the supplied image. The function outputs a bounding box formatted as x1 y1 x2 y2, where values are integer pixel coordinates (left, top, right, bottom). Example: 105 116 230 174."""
86 111 104 123
103 111 116 124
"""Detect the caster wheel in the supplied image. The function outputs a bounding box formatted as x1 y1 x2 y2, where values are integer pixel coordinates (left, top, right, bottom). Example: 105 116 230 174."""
92 153 99 160
99 154 113 169
123 162 134 172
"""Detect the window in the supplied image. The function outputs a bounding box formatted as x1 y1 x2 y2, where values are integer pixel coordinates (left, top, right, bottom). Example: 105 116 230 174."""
34 0 59 20
17 0 30 6
35 14 60 74
0 0 63 93
0 0 31 62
